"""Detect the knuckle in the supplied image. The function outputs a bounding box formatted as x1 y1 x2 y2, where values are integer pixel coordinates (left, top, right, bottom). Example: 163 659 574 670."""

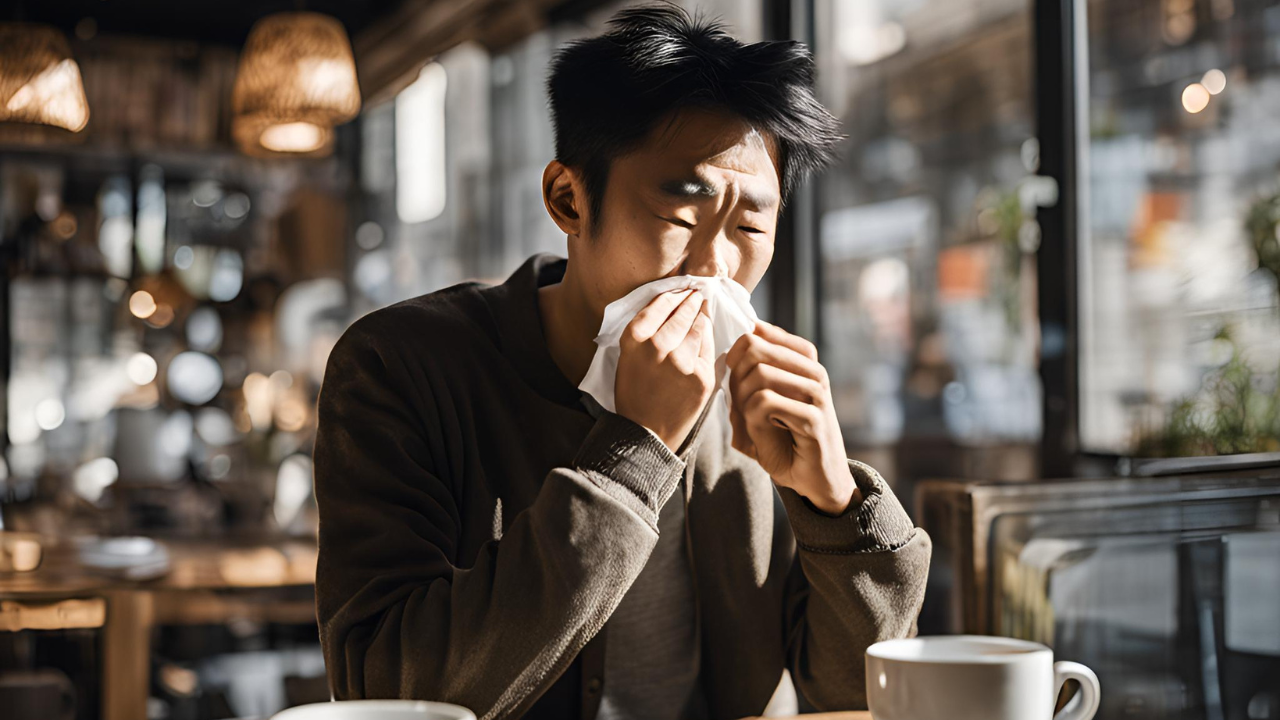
806 378 826 402
801 338 818 360
643 336 666 357
816 365 831 390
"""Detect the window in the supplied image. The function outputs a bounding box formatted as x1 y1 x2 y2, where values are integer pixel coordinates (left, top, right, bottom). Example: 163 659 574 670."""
813 0 1041 450
1079 0 1280 457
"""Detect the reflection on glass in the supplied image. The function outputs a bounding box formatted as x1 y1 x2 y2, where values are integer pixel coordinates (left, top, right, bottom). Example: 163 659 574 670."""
1080 0 1280 456
814 0 1039 447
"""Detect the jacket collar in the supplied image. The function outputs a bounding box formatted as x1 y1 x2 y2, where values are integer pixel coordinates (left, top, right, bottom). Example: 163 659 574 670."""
480 252 586 410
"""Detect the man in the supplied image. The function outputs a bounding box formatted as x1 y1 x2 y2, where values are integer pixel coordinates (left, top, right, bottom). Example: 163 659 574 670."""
313 6 931 720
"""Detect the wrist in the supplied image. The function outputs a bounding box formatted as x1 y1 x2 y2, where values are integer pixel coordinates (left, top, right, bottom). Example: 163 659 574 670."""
804 463 861 516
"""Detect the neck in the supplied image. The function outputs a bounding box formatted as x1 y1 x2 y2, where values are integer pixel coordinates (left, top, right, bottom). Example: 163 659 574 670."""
537 263 602 386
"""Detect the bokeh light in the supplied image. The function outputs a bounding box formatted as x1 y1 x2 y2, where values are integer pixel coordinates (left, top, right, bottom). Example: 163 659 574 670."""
129 290 157 318
356 221 384 249
126 352 158 385
73 457 119 503
1201 68 1227 95
167 352 224 405
186 306 223 352
174 245 195 269
35 398 66 431
146 303 175 328
1182 82 1211 113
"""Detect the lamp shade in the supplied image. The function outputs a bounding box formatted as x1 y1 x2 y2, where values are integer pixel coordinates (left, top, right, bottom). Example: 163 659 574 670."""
0 23 90 132
232 12 360 156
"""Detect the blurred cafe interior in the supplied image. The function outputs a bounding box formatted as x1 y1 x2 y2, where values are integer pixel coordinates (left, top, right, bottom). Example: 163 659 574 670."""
0 0 1278 718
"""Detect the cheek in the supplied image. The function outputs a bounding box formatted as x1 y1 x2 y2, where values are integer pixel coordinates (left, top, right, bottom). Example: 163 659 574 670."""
734 235 774 290
591 215 688 294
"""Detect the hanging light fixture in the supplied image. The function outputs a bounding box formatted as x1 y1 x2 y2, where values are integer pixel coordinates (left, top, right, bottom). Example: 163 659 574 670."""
0 23 90 132
231 12 361 157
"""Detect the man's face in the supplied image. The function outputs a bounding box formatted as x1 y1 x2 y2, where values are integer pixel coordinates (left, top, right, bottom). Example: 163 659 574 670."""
569 108 782 309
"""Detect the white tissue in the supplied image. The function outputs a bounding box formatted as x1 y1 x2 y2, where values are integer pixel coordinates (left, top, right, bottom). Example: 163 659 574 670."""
578 274 759 413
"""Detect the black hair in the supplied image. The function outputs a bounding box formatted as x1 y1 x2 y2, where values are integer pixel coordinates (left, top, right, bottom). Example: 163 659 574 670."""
547 3 843 227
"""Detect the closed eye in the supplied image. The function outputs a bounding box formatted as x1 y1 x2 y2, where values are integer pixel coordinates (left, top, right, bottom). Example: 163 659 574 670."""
739 226 764 234
662 216 695 230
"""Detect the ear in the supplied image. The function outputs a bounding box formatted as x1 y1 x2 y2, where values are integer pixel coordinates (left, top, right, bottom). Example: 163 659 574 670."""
541 160 586 237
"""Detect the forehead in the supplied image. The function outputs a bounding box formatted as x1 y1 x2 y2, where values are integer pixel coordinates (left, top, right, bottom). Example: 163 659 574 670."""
626 108 782 192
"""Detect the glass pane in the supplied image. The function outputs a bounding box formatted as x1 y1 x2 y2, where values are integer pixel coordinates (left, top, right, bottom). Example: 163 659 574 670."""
989 490 1280 720
1080 0 1280 456
813 0 1041 449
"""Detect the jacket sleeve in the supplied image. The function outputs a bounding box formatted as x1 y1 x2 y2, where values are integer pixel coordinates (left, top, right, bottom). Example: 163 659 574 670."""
312 316 685 720
777 459 932 711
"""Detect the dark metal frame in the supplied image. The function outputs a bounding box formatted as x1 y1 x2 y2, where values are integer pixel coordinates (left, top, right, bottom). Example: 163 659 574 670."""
764 0 823 344
1033 0 1081 478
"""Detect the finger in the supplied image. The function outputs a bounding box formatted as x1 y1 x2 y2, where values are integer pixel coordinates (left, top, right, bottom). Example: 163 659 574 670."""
729 400 756 458
651 290 703 355
625 289 693 343
696 311 715 366
736 362 825 407
669 300 710 373
754 320 819 361
743 388 824 440
728 335 825 404
725 331 753 372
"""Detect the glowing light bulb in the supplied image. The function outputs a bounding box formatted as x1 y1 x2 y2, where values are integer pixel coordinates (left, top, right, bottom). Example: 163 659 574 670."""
259 122 325 152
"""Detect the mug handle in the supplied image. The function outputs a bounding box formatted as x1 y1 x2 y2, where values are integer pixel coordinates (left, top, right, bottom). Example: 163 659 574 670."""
1052 661 1101 720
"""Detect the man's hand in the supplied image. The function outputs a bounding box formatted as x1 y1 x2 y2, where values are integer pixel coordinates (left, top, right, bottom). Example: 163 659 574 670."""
726 321 861 515
615 289 716 452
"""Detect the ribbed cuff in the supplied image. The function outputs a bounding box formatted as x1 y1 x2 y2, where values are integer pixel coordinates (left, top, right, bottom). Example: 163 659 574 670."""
778 459 916 554
573 411 685 528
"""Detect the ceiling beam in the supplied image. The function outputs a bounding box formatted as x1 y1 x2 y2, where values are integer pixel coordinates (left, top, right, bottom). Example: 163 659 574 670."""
352 0 597 106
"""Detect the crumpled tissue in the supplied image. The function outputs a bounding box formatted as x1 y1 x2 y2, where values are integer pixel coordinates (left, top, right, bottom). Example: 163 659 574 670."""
578 274 759 414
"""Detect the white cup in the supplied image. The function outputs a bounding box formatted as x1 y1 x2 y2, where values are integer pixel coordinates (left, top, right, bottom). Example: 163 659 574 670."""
270 700 476 720
866 635 1100 720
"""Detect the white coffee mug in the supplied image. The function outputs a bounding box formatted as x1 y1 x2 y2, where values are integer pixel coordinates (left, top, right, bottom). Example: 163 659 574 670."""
271 700 476 720
866 635 1100 720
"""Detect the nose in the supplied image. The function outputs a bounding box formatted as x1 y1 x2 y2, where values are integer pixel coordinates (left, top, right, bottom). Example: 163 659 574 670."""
683 183 736 278
683 233 730 278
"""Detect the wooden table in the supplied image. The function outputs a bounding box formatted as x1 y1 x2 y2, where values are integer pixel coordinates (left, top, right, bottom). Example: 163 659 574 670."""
0 535 318 720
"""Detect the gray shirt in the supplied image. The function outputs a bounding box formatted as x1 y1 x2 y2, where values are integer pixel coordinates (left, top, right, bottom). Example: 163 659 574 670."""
596 474 707 720
581 393 707 720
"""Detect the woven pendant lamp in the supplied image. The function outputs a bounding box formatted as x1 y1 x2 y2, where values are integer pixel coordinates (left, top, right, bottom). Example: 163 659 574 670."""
232 12 360 157
0 23 90 132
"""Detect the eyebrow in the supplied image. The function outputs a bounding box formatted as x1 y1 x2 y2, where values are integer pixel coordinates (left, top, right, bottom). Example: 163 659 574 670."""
658 177 779 212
